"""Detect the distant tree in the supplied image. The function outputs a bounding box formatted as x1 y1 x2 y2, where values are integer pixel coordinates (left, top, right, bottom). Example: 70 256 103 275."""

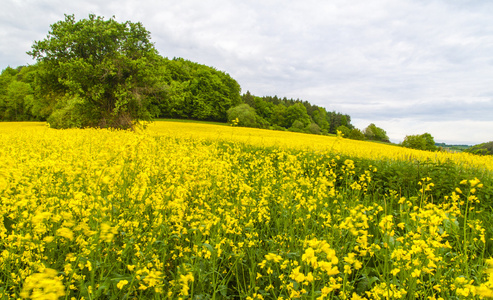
288 120 305 132
464 141 493 156
5 81 34 120
28 14 162 129
285 103 311 128
364 123 390 142
269 104 287 127
0 66 39 121
401 133 437 151
188 67 241 121
348 128 366 140
254 97 275 121
227 104 267 128
336 125 351 138
306 123 322 135
145 57 242 122
340 115 348 127
242 91 256 108
311 107 330 133
328 112 353 133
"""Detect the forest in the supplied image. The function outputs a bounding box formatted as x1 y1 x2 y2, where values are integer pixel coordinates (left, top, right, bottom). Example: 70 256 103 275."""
0 60 361 136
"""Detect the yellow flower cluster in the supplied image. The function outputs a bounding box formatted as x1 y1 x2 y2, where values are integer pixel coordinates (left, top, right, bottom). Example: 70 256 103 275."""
20 268 65 299
0 121 492 299
148 121 493 172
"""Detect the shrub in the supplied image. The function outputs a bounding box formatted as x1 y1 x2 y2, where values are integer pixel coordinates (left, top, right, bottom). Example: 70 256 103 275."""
227 104 260 127
306 123 322 135
348 128 366 140
401 133 437 151
336 125 351 138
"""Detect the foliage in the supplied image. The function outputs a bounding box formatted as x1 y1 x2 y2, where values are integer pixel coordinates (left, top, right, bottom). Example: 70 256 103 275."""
1 121 493 299
311 107 330 133
336 125 351 137
27 14 163 129
237 92 353 134
285 102 311 128
306 122 322 135
348 128 366 140
465 142 493 156
0 66 39 121
227 104 262 128
401 132 437 151
288 120 305 132
2 14 361 134
154 58 242 122
364 123 390 142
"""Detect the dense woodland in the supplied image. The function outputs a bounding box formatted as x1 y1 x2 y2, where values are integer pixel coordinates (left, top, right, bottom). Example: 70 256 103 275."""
0 61 363 137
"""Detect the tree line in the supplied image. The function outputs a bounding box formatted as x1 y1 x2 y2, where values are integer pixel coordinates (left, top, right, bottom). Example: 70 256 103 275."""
1 14 376 138
0 60 391 142
5 14 481 153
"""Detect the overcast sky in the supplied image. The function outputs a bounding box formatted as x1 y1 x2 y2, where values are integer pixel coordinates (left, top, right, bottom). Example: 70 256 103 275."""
2 0 493 144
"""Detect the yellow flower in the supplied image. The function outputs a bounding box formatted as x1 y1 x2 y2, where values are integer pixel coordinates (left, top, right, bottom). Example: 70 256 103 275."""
56 227 74 241
264 253 282 263
302 247 317 267
117 280 129 289
318 261 339 276
469 178 480 187
20 268 65 299
100 222 118 243
290 266 305 283
351 292 367 300
411 269 421 278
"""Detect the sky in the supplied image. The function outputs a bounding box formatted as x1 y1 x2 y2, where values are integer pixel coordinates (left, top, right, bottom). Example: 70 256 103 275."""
2 0 493 145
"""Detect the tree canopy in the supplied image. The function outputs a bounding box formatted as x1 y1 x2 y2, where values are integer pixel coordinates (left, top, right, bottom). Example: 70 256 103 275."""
0 66 38 121
28 14 162 129
364 123 390 143
153 58 242 122
464 141 493 156
232 93 353 134
401 133 437 151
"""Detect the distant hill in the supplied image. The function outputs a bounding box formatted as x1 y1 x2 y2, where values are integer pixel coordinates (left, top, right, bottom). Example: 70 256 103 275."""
464 141 493 156
435 143 470 152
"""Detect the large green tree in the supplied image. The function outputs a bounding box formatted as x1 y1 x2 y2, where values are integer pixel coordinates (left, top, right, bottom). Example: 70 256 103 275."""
28 14 162 129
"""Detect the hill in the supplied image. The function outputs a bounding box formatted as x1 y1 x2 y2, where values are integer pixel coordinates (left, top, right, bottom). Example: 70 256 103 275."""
465 141 493 156
435 143 471 152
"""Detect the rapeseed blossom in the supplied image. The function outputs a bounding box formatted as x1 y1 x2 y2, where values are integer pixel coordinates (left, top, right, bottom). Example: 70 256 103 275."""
0 121 492 299
20 268 65 299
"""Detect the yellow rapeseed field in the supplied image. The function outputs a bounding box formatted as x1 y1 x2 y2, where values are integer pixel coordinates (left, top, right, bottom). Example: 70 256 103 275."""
149 121 493 172
1 121 493 299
